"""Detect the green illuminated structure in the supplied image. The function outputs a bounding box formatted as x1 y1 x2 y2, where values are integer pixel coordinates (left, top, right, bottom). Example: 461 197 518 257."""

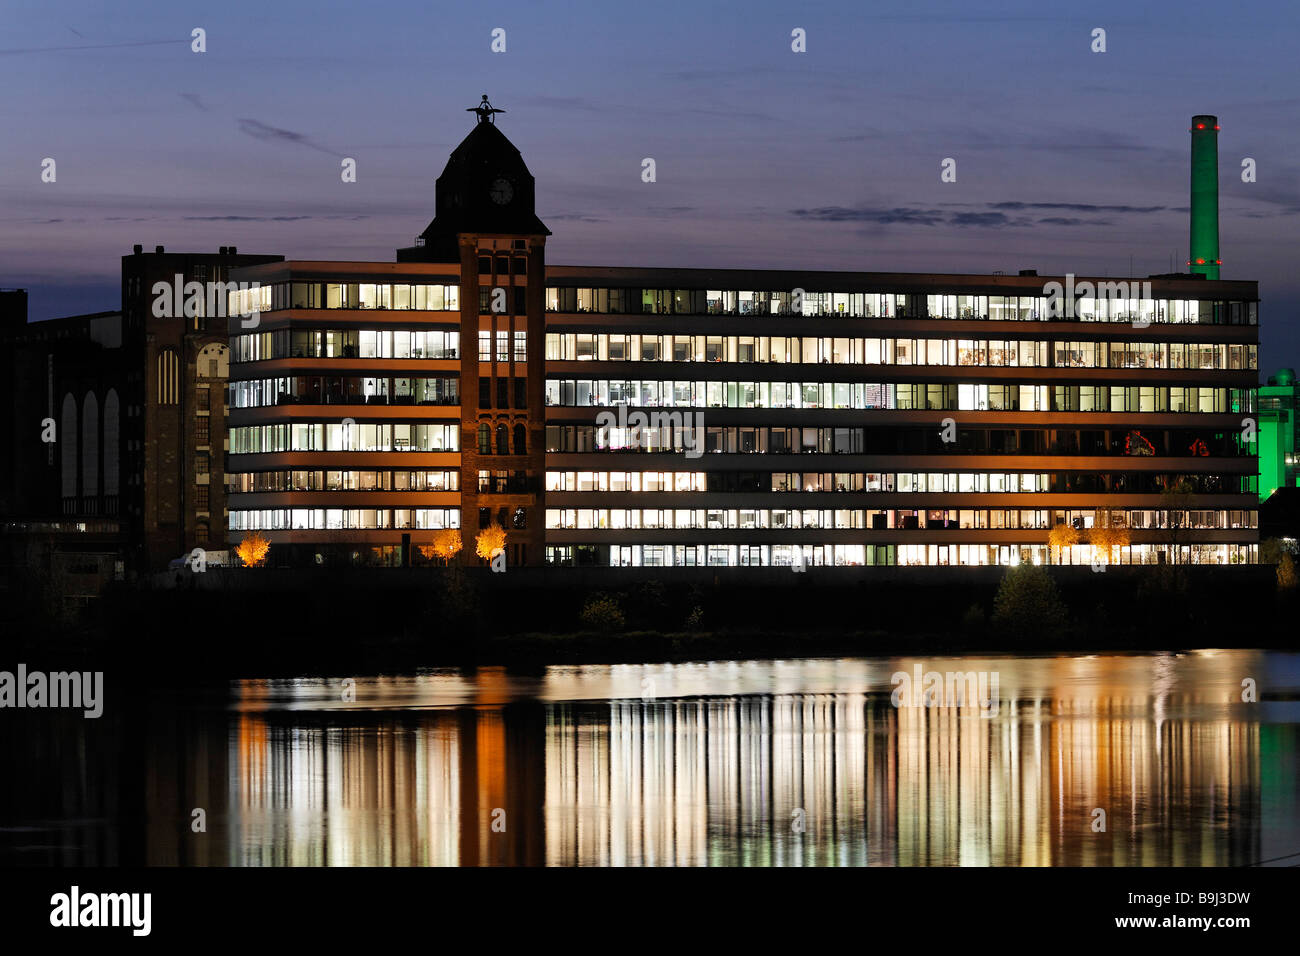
1259 368 1299 500
1189 115 1221 280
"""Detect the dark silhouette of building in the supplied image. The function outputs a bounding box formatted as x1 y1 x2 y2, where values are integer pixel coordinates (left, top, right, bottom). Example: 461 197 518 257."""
0 249 282 587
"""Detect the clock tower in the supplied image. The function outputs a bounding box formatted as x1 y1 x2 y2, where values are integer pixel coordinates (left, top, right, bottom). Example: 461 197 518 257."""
399 97 551 568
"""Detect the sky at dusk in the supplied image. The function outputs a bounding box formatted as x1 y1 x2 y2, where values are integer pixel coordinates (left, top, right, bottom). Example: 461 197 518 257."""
1 0 1297 369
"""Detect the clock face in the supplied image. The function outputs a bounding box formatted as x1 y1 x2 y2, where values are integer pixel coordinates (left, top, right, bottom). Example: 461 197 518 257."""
489 177 514 205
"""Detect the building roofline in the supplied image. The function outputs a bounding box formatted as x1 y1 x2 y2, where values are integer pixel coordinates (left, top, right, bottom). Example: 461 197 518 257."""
543 264 1259 293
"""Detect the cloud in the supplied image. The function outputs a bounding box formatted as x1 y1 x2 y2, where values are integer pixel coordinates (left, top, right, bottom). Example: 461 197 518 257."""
179 93 208 112
792 200 1173 230
990 201 1168 214
181 215 368 222
792 206 947 226
950 212 1015 227
1037 217 1116 226
237 119 342 156
0 38 183 55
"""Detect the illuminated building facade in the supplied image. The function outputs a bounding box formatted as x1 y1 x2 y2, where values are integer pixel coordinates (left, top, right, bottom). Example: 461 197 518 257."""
1258 367 1299 501
224 106 1261 568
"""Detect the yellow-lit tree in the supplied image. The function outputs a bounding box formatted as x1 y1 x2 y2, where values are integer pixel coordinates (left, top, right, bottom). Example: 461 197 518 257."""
1048 523 1079 565
1279 552 1298 591
475 524 506 563
235 531 271 567
1089 510 1131 567
432 528 463 564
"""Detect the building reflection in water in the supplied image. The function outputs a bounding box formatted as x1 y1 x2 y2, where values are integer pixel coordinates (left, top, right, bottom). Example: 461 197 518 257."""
10 653 1293 866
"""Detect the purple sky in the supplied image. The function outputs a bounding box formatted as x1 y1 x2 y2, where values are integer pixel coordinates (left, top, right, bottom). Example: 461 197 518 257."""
2 0 1297 370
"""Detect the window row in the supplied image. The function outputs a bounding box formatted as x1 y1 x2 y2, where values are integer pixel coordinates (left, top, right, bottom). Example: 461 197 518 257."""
231 282 460 314
229 422 460 454
542 506 1254 531
548 424 1251 457
232 328 460 363
230 375 459 408
545 288 1256 325
545 333 1255 370
545 379 1250 413
478 329 528 362
229 507 460 530
476 422 529 456
227 470 459 493
545 471 708 492
544 542 1257 568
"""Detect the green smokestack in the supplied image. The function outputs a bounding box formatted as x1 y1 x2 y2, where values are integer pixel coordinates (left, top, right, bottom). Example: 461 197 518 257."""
1189 114 1220 280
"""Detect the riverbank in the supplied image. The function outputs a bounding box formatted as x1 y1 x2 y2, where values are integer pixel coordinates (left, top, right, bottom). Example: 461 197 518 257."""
4 564 1293 677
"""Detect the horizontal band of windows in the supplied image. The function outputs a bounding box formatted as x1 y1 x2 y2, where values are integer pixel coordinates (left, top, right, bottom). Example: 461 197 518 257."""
230 508 459 531
544 507 1254 531
543 471 1256 495
545 334 1255 370
232 329 460 363
231 282 459 314
230 376 459 408
548 424 1254 457
229 422 459 453
544 542 1258 568
545 289 1256 326
545 380 1252 413
228 470 458 492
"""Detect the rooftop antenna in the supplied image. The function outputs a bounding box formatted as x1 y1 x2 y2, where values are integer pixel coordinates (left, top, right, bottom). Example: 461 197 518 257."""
468 94 505 124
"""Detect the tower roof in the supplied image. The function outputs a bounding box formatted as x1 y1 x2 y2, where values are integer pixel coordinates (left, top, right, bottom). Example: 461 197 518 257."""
412 99 550 256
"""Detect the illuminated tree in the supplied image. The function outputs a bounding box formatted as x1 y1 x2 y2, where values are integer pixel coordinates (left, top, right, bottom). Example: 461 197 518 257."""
580 592 625 632
235 531 270 567
475 524 506 563
1279 552 1298 591
432 528 463 563
1048 523 1079 565
1089 510 1131 566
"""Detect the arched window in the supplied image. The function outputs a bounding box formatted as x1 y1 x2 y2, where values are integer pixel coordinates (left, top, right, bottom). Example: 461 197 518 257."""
197 343 228 380
82 392 99 500
495 423 508 455
60 393 77 504
157 349 179 404
477 422 491 454
513 423 526 455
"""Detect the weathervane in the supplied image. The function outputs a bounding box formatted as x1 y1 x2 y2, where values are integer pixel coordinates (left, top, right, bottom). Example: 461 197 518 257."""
468 94 504 124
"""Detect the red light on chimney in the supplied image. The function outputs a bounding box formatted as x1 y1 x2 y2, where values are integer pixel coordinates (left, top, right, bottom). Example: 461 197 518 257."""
1196 123 1206 129
1214 125 1220 130
1195 258 1206 264
1215 259 1222 264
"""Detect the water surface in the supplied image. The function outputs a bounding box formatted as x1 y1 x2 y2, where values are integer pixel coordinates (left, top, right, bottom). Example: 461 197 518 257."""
4 651 1298 866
